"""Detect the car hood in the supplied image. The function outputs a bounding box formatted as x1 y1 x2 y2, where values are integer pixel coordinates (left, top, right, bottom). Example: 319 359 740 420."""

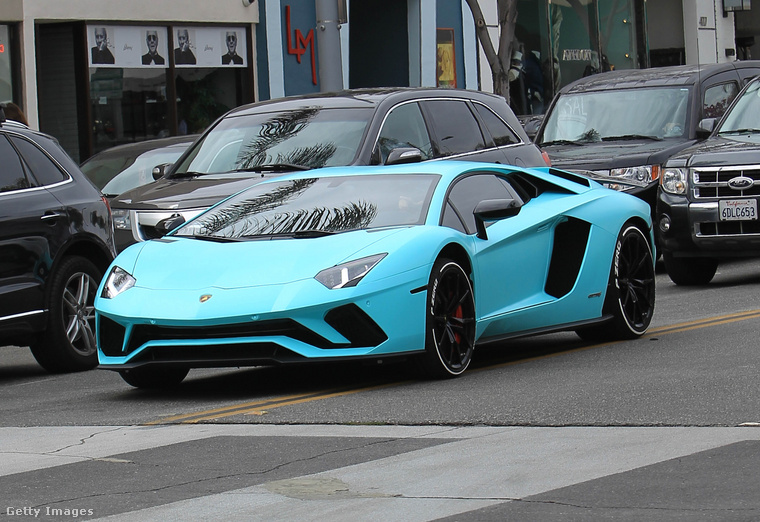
666 135 760 167
119 227 408 290
109 172 280 210
540 139 695 170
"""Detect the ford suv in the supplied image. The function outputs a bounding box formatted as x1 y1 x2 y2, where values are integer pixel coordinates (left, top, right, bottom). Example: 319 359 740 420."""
658 74 760 285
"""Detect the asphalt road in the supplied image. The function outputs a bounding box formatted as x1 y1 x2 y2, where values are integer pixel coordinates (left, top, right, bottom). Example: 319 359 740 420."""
2 259 760 520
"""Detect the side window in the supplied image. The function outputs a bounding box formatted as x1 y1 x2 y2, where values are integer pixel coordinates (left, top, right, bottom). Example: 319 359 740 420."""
443 174 515 234
10 136 68 186
703 82 739 119
377 102 434 163
473 103 521 146
0 134 31 193
420 100 486 157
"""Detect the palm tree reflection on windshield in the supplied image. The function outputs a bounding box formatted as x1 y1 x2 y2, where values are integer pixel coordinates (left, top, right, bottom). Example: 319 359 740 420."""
236 108 338 170
192 178 378 237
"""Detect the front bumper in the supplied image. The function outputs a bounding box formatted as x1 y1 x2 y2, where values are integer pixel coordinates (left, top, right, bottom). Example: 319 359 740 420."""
96 268 428 370
657 191 760 258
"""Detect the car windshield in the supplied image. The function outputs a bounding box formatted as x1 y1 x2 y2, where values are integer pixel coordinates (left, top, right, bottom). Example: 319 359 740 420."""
173 173 439 239
173 107 373 175
82 147 187 196
718 79 760 135
540 86 691 143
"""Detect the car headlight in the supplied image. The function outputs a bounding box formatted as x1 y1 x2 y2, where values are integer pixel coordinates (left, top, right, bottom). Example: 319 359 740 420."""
315 253 387 289
112 209 132 230
101 266 136 299
610 165 659 183
661 168 688 195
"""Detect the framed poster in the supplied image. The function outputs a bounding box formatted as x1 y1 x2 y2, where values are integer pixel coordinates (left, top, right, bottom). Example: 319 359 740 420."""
436 28 456 88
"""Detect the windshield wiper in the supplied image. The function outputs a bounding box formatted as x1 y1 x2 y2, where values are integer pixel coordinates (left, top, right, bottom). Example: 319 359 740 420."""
169 171 207 179
235 163 312 173
719 128 760 135
240 230 337 240
601 134 663 142
540 139 584 147
182 235 240 243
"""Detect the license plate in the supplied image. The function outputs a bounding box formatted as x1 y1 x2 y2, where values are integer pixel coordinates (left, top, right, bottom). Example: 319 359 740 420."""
719 199 758 221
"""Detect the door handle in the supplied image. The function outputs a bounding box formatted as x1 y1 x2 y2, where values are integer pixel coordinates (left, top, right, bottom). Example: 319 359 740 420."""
41 211 65 221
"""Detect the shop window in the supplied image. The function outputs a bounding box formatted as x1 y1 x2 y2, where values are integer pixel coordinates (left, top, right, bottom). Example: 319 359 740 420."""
86 24 251 157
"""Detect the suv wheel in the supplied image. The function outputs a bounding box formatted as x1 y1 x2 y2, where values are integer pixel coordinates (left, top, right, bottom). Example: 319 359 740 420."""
663 253 718 286
30 256 102 372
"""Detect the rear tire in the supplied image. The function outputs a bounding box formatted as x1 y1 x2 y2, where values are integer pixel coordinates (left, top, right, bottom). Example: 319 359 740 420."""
119 366 189 389
663 253 717 286
577 224 655 341
418 258 476 378
30 256 102 373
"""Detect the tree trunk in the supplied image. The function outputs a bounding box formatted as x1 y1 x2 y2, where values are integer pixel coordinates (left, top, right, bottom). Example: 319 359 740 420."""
464 0 519 103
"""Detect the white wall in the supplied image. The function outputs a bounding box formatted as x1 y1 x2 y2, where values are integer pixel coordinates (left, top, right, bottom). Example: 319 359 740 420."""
683 0 736 64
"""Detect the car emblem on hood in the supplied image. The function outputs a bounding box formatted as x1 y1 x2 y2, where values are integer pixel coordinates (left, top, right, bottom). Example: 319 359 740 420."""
728 176 754 191
199 294 212 303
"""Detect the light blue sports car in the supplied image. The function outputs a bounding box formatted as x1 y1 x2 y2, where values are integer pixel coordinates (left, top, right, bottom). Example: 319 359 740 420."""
96 161 655 388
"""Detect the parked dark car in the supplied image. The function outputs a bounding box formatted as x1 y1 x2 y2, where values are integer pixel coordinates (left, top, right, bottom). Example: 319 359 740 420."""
535 61 760 186
0 114 116 372
81 135 197 199
108 88 550 251
658 74 760 285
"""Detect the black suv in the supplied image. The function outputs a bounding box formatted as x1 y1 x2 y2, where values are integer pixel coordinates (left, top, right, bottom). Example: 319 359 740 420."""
108 88 549 252
658 75 760 285
535 62 760 187
0 114 116 371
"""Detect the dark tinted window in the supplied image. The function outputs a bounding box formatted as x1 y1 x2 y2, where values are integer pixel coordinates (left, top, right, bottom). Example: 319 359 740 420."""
421 100 486 156
0 134 30 193
473 103 520 146
10 136 68 186
443 174 514 234
377 102 434 162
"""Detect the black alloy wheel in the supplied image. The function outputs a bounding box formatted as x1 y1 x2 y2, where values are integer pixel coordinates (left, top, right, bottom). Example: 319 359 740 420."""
613 225 656 336
420 258 476 378
577 224 655 341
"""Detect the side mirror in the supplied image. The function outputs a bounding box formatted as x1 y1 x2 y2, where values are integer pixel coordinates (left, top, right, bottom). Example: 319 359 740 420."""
152 163 174 180
473 198 522 240
154 214 186 236
696 117 716 138
386 147 423 165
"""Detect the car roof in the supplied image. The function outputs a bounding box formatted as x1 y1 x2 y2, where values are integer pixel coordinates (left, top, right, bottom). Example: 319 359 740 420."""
81 135 198 164
227 87 509 117
560 61 760 94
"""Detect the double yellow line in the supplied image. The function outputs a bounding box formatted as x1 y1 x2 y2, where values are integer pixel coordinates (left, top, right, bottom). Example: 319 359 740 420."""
145 382 400 425
146 309 760 425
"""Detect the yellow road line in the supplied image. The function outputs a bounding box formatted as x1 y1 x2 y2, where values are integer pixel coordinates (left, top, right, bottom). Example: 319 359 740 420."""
147 309 760 425
146 382 402 425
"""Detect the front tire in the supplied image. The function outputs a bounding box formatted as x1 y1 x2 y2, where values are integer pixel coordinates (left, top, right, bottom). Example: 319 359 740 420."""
663 253 717 286
419 259 476 378
119 366 189 389
578 224 655 341
30 256 102 373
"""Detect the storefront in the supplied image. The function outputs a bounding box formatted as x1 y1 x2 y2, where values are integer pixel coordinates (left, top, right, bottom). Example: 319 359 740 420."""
0 1 258 162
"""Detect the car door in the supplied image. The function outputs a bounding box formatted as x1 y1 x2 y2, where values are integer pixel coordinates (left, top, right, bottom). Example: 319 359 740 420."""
0 133 68 334
441 172 557 331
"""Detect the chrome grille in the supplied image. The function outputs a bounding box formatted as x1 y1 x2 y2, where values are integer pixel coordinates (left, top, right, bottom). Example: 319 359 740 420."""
692 165 760 199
